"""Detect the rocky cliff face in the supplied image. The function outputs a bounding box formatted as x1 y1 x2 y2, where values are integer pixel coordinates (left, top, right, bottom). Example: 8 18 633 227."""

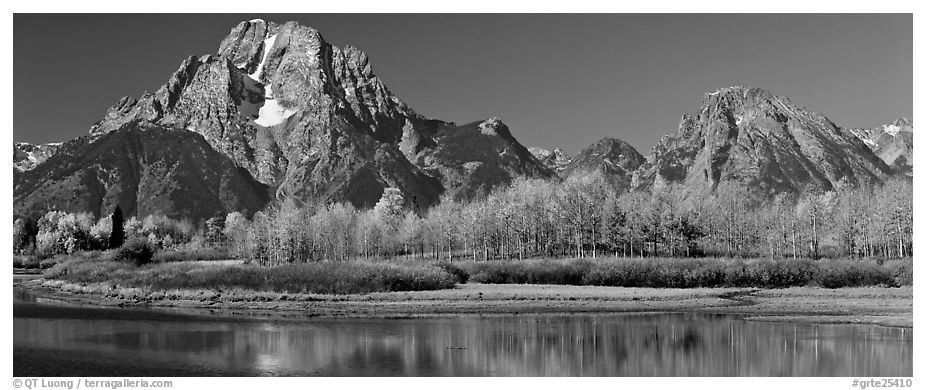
20 19 548 217
632 86 893 198
14 121 269 222
561 137 644 193
14 142 61 172
848 117 913 175
528 147 572 174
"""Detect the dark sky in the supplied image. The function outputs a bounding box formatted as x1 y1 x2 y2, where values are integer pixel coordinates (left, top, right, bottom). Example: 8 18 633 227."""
14 14 912 154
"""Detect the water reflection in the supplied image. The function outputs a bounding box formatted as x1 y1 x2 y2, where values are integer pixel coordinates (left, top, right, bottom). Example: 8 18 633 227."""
14 287 37 303
13 290 912 376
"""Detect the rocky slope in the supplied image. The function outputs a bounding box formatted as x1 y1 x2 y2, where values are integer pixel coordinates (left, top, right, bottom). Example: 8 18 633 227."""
528 147 572 174
14 121 269 222
16 19 550 218
561 137 644 192
632 86 893 198
848 117 913 175
14 142 61 172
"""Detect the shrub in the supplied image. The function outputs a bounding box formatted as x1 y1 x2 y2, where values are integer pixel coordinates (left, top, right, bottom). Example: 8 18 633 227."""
151 250 184 263
13 255 41 269
740 258 818 288
33 211 101 257
437 262 470 284
815 259 893 288
13 218 38 254
884 259 913 286
123 217 144 241
43 257 131 282
452 257 909 289
40 254 910 295
465 259 593 285
152 247 231 263
580 258 727 288
90 216 112 249
115 238 155 266
43 259 457 295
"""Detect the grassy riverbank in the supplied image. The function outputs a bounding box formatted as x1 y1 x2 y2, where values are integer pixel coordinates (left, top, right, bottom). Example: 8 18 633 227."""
37 254 911 297
19 252 913 326
453 257 912 288
42 255 457 295
20 278 912 327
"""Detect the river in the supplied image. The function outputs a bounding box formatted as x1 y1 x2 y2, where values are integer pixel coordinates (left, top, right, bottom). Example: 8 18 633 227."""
13 287 912 376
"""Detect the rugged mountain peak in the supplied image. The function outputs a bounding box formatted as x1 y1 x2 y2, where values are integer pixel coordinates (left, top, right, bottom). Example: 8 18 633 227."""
79 20 456 209
848 118 913 175
90 20 427 144
478 117 504 135
528 147 572 174
884 117 913 136
410 118 557 201
472 117 526 146
561 137 644 192
341 45 373 77
704 85 773 97
634 86 892 198
578 137 643 164
217 19 278 69
890 117 913 128
13 142 61 172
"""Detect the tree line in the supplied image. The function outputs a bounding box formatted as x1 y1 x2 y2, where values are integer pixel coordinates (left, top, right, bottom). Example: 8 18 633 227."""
14 173 912 264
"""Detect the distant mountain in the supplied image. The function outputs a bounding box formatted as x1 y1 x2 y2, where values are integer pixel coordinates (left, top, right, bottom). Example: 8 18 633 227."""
848 118 913 175
528 147 572 174
411 117 557 201
14 19 548 219
14 142 60 172
14 122 270 222
632 86 893 198
561 137 644 192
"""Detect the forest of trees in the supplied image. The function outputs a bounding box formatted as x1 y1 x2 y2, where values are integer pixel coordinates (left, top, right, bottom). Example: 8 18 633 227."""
14 173 913 265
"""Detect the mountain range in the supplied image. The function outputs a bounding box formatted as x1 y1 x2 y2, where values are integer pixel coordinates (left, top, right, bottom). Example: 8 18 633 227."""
13 20 912 222
848 117 913 176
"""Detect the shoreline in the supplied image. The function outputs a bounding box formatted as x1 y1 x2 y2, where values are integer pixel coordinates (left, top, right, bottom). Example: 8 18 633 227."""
15 276 913 328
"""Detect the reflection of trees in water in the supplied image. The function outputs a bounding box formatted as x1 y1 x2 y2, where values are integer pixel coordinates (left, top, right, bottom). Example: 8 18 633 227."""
17 313 912 376
223 314 910 376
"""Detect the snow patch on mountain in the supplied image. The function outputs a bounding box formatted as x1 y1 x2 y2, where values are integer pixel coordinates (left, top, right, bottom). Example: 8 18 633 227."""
235 62 298 127
254 84 297 127
883 124 904 136
14 142 61 172
248 34 277 82
847 118 913 172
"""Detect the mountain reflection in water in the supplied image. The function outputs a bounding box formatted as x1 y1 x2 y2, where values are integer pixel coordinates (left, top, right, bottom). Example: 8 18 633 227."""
14 289 912 376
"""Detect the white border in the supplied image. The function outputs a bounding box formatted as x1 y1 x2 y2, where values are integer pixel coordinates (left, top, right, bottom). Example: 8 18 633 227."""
3 2 921 388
